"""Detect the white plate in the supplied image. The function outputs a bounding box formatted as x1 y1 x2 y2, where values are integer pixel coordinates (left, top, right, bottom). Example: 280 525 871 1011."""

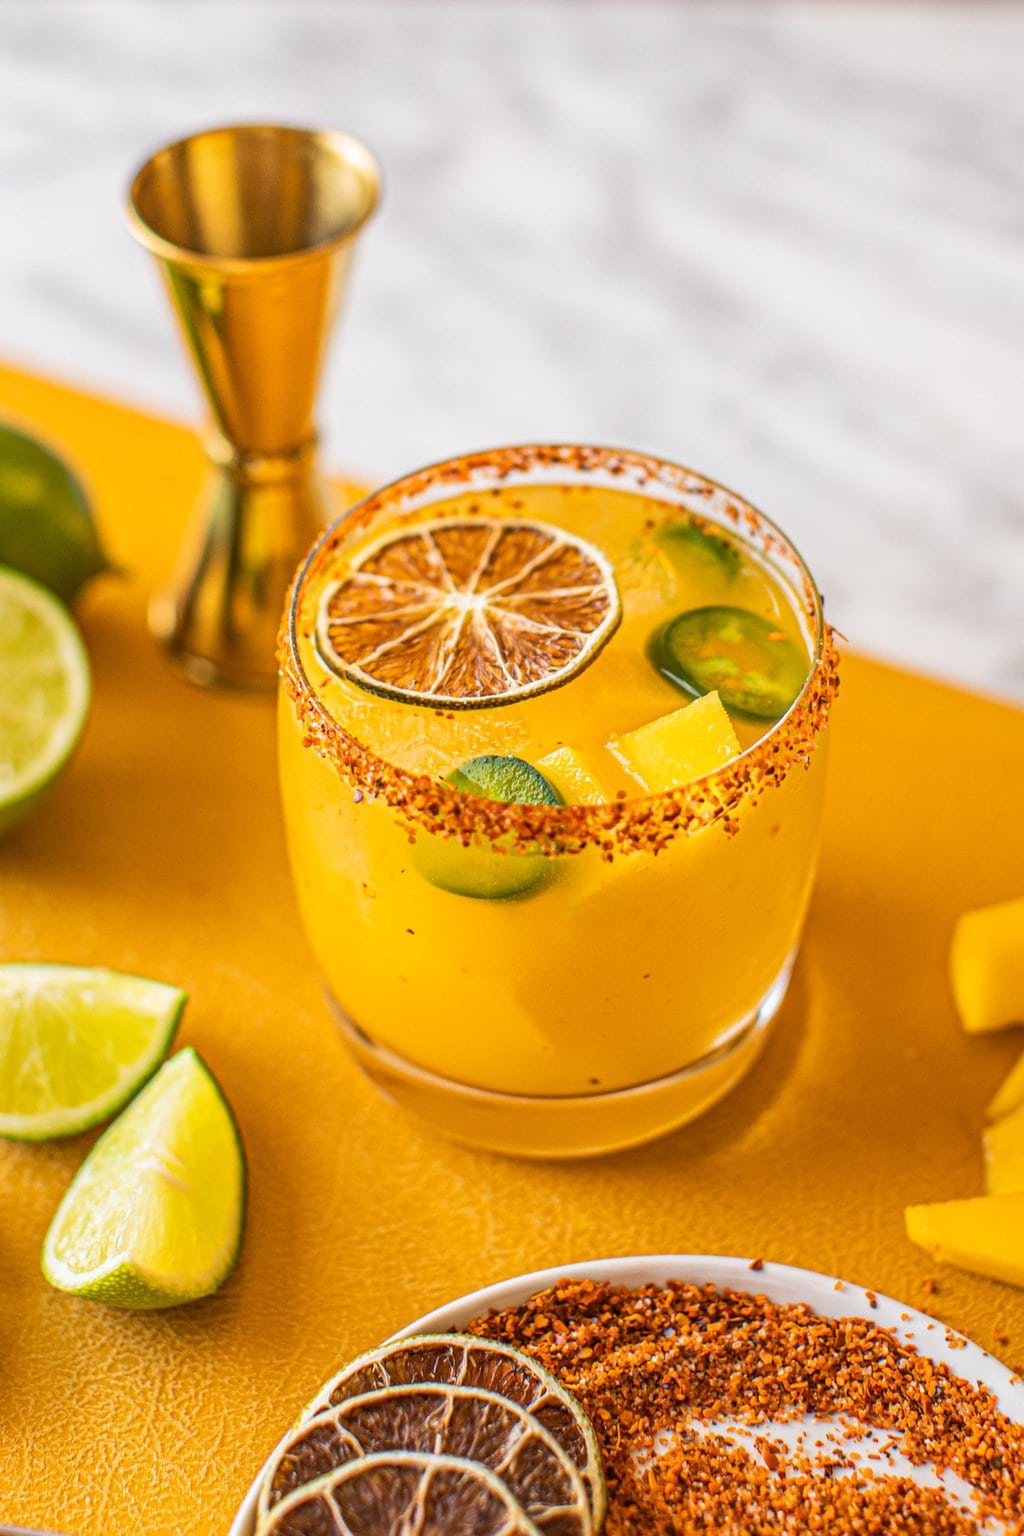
229 1254 1024 1535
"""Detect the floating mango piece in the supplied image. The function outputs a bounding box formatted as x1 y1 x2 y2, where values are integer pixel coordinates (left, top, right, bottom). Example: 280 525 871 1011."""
988 1048 1024 1122
608 692 740 795
536 746 612 806
950 896 1024 1033
985 1100 1024 1195
906 1192 1024 1288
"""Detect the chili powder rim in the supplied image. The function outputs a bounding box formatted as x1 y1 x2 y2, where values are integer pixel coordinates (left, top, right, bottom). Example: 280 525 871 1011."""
280 443 840 857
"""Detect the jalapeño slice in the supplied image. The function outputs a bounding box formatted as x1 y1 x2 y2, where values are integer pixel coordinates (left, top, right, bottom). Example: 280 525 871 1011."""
650 605 808 722
447 756 560 807
415 756 561 901
658 517 741 578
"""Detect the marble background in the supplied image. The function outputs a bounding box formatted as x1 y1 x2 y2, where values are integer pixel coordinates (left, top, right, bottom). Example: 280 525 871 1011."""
0 0 1022 699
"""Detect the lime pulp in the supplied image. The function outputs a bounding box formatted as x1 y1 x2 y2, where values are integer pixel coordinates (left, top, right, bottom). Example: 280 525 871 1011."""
0 566 91 837
0 964 186 1141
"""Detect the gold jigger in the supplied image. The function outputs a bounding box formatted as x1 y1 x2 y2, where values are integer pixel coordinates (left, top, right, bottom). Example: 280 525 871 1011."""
127 124 380 690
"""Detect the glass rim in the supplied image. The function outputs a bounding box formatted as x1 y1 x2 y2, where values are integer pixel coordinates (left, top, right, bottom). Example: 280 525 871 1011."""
280 442 840 857
126 121 382 273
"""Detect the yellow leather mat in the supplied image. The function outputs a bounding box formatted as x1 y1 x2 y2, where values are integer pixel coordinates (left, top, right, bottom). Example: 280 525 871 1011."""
1 362 1022 1535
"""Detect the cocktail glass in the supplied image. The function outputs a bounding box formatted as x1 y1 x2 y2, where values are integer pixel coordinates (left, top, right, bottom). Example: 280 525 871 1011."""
127 123 380 690
278 445 839 1157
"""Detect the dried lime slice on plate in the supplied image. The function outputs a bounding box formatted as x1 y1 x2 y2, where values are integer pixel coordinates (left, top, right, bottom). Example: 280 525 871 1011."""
258 1450 544 1536
259 1384 591 1534
0 565 91 836
41 1047 245 1309
304 1334 605 1527
0 963 185 1140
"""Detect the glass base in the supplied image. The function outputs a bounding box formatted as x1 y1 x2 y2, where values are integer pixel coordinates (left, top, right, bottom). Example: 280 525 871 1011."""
328 953 795 1159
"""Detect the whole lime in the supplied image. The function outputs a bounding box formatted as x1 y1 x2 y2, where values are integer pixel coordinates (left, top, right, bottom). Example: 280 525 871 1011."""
0 422 111 603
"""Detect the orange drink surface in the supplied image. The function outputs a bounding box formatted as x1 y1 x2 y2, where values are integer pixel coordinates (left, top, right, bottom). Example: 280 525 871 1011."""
279 446 838 1156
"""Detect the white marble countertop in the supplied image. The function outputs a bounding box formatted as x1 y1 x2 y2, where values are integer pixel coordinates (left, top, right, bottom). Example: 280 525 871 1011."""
1 0 1022 700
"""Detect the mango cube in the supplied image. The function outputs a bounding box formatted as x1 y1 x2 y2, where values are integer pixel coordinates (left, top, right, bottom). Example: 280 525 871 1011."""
950 896 1024 1033
536 746 612 806
988 1047 1024 1122
985 1100 1024 1195
906 1192 1024 1288
608 692 740 795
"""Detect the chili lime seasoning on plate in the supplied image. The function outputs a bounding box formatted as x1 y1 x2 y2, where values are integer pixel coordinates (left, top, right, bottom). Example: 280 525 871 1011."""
468 1279 1024 1533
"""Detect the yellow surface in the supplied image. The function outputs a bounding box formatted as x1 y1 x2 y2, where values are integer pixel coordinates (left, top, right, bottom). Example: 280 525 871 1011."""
906 1193 1024 1289
985 1101 1024 1195
951 895 1024 1033
2 361 1024 1533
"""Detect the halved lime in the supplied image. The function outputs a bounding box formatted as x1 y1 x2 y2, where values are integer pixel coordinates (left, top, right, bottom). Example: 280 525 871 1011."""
304 1333 606 1527
0 566 91 837
258 1451 543 1536
0 422 110 604
261 1385 591 1534
416 755 561 901
0 963 185 1140
41 1047 246 1309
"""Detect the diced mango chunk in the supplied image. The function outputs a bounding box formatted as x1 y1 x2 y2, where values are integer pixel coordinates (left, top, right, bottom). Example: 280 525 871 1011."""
906 1192 1024 1288
608 692 740 795
985 1100 1024 1194
950 896 1024 1033
988 1047 1024 1122
536 747 612 806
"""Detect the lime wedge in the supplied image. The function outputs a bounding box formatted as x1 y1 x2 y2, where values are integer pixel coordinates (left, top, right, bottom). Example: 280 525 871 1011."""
0 566 91 837
41 1047 246 1309
0 963 186 1141
0 422 110 603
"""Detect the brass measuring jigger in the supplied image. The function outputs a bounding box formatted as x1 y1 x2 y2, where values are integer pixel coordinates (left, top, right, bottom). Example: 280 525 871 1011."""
128 124 380 689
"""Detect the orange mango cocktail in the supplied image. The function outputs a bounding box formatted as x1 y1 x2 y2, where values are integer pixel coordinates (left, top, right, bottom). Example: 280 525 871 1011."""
278 446 839 1156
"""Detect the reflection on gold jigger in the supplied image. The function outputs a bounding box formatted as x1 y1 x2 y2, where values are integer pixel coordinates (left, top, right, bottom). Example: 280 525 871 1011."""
127 123 380 690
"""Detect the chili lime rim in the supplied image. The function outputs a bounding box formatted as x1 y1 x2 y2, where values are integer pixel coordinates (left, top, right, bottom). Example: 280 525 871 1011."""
280 443 839 859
